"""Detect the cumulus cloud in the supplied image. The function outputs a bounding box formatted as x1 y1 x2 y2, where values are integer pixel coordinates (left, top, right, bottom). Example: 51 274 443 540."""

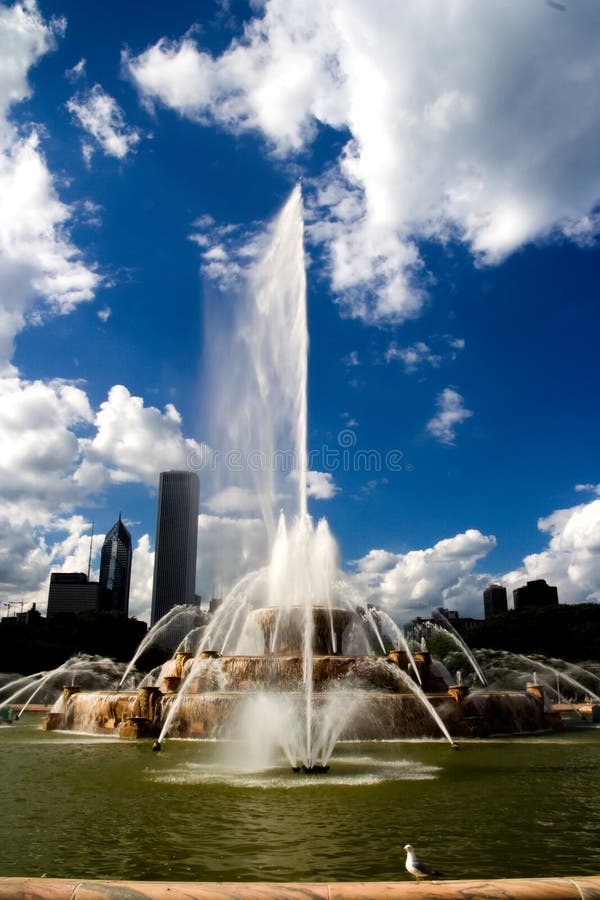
427 387 473 445
0 2 99 368
128 0 600 324
67 84 141 160
128 533 154 621
0 375 92 510
0 374 211 613
0 514 55 595
503 496 600 605
76 384 210 489
0 0 62 136
355 528 496 621
306 469 340 500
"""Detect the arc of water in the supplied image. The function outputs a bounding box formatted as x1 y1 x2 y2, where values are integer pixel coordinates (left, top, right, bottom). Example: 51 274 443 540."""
208 568 268 654
431 614 487 686
13 658 87 716
391 667 456 746
157 569 266 745
118 604 199 689
0 671 47 702
373 608 422 685
517 654 600 702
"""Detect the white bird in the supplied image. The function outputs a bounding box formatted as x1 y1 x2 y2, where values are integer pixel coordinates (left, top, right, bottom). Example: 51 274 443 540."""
403 844 443 883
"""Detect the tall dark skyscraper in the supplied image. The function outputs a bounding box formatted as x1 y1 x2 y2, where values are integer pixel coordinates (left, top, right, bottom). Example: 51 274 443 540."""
483 583 508 618
151 470 200 626
99 515 132 614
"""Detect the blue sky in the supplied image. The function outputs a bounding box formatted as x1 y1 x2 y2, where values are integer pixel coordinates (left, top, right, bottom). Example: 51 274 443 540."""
1 0 600 624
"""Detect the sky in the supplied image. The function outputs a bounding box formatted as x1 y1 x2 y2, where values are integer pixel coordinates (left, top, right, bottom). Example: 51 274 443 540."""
1 0 600 626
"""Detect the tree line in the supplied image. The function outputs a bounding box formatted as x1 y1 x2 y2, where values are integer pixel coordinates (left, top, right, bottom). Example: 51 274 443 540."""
0 610 169 675
457 603 600 661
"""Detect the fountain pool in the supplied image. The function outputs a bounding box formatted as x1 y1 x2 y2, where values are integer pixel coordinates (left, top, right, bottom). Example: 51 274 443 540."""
3 715 600 883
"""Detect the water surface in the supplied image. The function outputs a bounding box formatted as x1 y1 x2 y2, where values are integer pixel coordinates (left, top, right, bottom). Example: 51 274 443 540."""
2 714 599 883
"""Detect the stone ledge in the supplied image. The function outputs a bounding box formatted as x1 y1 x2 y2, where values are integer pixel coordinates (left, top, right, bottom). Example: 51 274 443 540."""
1 877 600 899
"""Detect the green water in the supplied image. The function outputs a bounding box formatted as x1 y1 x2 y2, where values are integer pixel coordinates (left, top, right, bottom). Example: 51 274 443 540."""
2 714 600 883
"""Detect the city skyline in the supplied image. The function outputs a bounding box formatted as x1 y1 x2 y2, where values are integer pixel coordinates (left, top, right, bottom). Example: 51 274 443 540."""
0 0 599 624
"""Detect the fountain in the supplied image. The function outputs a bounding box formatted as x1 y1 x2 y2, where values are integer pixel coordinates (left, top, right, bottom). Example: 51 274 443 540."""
42 187 553 760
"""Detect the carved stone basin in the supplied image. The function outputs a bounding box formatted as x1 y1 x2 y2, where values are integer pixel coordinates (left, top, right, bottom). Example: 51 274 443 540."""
248 605 355 655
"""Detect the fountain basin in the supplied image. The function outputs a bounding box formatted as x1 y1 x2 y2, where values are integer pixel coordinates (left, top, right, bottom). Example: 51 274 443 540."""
43 687 552 740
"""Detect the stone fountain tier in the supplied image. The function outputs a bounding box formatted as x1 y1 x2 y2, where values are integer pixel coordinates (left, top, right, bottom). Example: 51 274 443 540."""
180 655 412 694
42 690 136 733
248 605 354 655
43 685 555 740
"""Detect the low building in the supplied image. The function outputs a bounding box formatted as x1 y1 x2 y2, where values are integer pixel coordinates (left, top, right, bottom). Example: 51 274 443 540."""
15 602 44 626
513 578 558 610
47 573 100 617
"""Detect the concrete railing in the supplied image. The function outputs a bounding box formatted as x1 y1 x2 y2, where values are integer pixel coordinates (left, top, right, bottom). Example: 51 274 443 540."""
2 876 600 899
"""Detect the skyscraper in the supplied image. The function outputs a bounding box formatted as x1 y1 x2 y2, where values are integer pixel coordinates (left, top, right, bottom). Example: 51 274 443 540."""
151 470 200 625
483 583 508 618
99 515 132 614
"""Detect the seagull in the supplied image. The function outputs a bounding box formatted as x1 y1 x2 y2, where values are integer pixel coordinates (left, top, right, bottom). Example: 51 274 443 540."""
403 844 443 884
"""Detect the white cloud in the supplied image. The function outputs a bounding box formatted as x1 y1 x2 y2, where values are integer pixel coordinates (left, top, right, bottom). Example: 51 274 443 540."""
386 341 441 372
427 387 473 445
128 0 600 323
128 533 154 621
76 384 210 489
67 84 141 160
306 469 339 500
386 336 465 373
0 0 63 139
355 528 496 621
0 374 92 508
575 483 600 495
65 57 86 82
503 497 600 605
0 2 99 368
97 306 111 322
0 515 55 595
189 215 264 290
